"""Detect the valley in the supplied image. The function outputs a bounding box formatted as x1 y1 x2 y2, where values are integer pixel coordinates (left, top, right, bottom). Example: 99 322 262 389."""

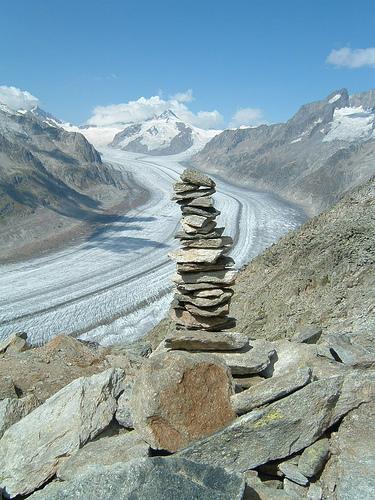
0 149 305 346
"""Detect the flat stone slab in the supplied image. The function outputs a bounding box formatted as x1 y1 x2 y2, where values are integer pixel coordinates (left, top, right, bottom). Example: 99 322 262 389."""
182 206 220 218
164 330 249 352
176 227 224 239
176 291 232 308
181 219 217 235
173 181 197 193
181 168 216 188
213 339 276 375
231 367 312 414
187 196 214 208
30 457 245 500
169 248 224 264
57 431 149 481
298 437 329 478
173 270 236 285
182 237 233 249
172 188 215 201
184 301 230 317
170 308 236 330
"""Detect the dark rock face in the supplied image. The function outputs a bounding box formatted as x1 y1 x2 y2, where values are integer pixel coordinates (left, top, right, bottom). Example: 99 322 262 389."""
29 457 246 500
190 88 375 214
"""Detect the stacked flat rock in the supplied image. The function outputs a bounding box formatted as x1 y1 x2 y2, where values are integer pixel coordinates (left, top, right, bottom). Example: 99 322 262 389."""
169 169 236 331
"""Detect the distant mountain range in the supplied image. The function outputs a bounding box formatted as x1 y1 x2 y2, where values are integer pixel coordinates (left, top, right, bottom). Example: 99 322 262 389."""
110 109 220 156
190 89 375 214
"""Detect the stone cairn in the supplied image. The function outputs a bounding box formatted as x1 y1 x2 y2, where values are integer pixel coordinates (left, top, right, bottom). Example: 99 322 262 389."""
169 169 236 331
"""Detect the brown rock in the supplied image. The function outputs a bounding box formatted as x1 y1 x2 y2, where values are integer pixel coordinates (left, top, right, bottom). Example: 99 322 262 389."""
170 308 236 330
193 288 226 298
0 332 29 354
131 351 235 452
176 291 233 308
172 188 215 201
175 227 225 239
185 301 230 317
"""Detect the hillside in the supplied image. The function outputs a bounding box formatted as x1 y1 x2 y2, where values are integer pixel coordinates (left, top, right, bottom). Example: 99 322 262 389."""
0 104 133 261
190 89 375 214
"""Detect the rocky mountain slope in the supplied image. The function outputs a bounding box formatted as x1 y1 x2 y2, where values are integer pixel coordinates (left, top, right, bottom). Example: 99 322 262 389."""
0 103 132 261
191 88 375 214
111 109 220 155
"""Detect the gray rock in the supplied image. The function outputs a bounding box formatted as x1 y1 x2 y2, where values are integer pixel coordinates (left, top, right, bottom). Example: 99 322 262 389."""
182 206 220 218
0 376 17 400
170 308 236 330
184 301 229 317
283 478 308 498
130 351 235 452
187 195 214 208
194 288 225 297
164 330 249 352
57 431 149 480
213 339 276 375
293 326 322 344
0 368 124 498
278 462 309 486
30 457 245 500
173 181 196 193
262 339 349 380
307 483 323 500
321 402 375 500
324 332 375 365
181 214 214 229
0 332 29 354
181 168 215 188
0 394 39 438
245 474 291 499
115 378 134 428
181 219 216 234
175 227 224 239
298 438 329 478
176 376 363 472
172 188 215 201
182 236 232 249
232 367 312 414
169 247 224 264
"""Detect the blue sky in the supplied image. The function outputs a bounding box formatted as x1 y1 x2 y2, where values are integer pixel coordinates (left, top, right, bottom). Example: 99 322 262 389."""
1 0 375 127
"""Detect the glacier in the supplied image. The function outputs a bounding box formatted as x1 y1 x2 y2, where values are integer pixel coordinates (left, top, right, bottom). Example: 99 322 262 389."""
0 149 305 345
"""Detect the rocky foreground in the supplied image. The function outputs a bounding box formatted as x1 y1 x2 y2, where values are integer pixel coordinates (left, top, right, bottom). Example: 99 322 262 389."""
0 323 374 498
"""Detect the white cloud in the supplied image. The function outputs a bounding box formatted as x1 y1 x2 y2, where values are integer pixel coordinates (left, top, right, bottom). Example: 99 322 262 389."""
229 107 265 128
326 47 375 68
87 91 224 130
170 89 194 102
0 85 39 111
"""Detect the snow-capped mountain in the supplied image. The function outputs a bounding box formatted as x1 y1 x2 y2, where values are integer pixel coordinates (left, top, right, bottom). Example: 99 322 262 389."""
110 109 221 155
191 88 375 214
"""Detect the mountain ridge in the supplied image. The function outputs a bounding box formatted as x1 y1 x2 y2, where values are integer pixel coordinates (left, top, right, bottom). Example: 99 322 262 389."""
190 88 375 214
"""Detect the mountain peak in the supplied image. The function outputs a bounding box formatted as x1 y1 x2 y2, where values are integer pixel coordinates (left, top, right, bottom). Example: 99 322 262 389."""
157 109 180 120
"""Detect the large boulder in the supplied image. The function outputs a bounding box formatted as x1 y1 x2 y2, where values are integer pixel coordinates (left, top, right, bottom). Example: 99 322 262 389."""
0 368 124 498
0 332 29 354
131 351 235 452
177 374 374 473
0 394 39 438
57 431 149 480
30 457 245 500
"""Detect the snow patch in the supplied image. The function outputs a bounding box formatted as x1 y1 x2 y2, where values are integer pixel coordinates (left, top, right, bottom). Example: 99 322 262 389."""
329 94 342 104
323 106 375 142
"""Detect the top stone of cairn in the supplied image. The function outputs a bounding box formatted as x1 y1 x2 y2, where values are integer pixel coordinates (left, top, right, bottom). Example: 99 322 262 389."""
180 169 216 188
